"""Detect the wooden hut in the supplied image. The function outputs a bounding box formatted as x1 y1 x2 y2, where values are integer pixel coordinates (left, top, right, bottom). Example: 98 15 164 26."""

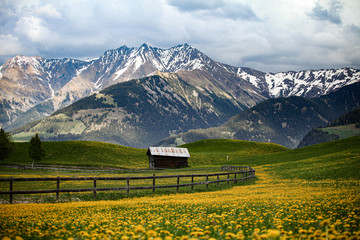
147 147 190 169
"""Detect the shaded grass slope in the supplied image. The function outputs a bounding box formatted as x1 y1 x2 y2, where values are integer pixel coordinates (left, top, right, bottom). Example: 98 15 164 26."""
182 139 288 167
2 136 359 181
3 141 147 169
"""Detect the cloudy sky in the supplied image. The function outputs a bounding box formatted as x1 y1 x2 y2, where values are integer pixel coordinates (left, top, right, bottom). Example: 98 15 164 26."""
0 0 359 72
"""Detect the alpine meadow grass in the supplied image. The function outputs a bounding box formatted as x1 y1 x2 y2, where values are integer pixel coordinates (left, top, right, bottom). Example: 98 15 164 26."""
0 137 359 239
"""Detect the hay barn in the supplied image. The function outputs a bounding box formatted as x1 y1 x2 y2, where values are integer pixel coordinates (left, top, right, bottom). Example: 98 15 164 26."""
147 147 190 169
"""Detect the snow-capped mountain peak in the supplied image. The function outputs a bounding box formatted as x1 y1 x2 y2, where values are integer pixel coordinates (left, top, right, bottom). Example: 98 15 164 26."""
1 43 359 131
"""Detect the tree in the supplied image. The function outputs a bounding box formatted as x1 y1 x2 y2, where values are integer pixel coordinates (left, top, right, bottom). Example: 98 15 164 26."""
0 128 14 162
28 133 45 167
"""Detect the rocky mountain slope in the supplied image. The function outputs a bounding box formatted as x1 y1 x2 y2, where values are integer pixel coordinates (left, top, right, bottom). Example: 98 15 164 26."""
297 108 360 148
1 44 359 131
11 72 246 148
157 83 360 149
0 44 263 130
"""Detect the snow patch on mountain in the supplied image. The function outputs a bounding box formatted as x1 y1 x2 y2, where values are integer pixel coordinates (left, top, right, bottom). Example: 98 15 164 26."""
264 68 360 98
237 68 261 88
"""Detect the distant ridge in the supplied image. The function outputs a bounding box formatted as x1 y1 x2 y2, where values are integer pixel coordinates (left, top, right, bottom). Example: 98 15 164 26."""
297 108 360 148
156 82 360 149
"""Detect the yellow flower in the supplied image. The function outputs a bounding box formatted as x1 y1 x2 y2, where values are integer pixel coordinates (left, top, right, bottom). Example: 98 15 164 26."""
135 225 145 234
121 235 129 240
267 229 280 239
320 219 331 227
146 230 158 237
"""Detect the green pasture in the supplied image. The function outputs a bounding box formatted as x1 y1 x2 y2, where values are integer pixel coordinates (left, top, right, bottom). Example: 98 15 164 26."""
0 135 359 203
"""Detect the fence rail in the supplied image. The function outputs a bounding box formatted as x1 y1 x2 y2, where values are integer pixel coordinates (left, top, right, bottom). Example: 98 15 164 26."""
0 166 255 204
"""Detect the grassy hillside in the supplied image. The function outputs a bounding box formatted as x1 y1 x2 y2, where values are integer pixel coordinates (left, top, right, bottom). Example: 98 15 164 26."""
3 141 148 169
182 139 289 167
183 136 360 180
2 136 359 180
267 135 360 180
1 138 359 240
227 135 359 180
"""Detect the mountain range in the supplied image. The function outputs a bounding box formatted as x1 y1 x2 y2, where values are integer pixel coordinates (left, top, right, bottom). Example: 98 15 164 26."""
1 44 359 130
12 72 249 148
1 44 360 148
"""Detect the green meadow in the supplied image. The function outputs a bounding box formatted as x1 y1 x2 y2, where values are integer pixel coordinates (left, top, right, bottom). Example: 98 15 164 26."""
0 136 359 239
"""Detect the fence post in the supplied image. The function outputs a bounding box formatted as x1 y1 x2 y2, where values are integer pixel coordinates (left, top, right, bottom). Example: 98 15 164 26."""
93 179 96 199
235 172 237 184
56 177 60 200
191 175 194 191
227 173 230 185
217 174 219 187
177 175 180 192
9 178 13 204
153 174 155 193
206 175 209 189
127 177 130 195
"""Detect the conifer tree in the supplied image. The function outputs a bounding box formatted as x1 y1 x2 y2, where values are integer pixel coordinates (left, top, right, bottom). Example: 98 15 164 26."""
28 133 45 167
0 128 14 162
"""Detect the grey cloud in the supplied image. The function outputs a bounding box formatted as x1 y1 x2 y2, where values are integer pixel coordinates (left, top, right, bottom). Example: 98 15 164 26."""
167 0 224 12
308 0 343 25
216 1 259 21
167 0 259 21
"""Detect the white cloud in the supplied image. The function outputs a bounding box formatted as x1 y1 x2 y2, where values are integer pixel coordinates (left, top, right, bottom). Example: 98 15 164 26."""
36 4 62 19
0 34 24 55
0 0 359 72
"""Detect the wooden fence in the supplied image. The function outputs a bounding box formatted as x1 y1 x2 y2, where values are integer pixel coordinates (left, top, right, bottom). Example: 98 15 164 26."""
0 166 255 204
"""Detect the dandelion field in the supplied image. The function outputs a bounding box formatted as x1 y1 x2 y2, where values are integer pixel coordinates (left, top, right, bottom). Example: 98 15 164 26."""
1 136 360 239
0 169 359 240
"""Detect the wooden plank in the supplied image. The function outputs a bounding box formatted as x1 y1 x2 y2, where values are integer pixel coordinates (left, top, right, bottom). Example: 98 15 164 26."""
153 174 155 193
10 178 13 204
56 177 60 200
177 175 180 192
206 175 209 189
0 171 250 182
127 177 129 195
191 175 194 191
93 179 96 199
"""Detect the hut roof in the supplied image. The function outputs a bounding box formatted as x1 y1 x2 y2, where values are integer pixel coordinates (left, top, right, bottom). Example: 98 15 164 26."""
147 147 190 158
